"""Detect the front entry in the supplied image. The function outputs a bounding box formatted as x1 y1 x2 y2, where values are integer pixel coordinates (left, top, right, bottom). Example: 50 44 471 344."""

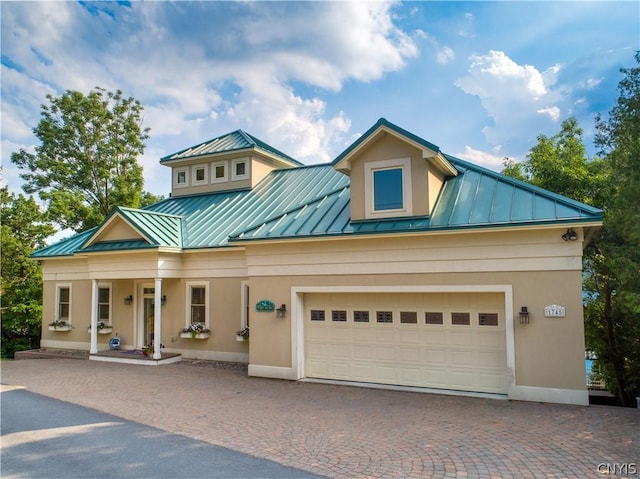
138 284 156 348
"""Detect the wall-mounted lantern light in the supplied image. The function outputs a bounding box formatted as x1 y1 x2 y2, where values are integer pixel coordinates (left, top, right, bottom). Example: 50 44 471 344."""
161 295 167 306
519 306 530 324
276 304 287 318
124 295 133 305
561 229 578 241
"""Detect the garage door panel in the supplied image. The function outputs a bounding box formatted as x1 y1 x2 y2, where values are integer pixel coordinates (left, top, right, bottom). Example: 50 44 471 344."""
448 331 473 347
424 331 445 345
376 345 396 361
476 350 505 367
448 350 475 368
400 347 421 362
304 292 507 394
475 332 504 348
352 344 374 361
423 348 446 364
374 365 398 382
330 343 350 359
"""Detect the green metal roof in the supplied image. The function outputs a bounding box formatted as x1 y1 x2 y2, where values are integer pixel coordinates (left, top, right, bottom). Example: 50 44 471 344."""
160 129 302 166
97 207 183 248
230 159 603 242
32 121 603 258
148 164 348 248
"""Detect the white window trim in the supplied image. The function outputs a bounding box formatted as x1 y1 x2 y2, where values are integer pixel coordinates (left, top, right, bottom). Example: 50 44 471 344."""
191 164 209 186
174 168 189 189
185 281 210 328
55 283 72 323
364 157 413 219
240 281 249 330
211 161 228 184
98 282 112 325
231 158 249 181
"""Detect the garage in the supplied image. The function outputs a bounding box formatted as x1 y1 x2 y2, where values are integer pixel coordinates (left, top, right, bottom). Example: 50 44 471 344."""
304 292 508 394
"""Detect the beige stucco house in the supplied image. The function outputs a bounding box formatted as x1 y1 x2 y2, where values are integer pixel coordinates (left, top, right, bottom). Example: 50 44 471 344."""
34 118 602 405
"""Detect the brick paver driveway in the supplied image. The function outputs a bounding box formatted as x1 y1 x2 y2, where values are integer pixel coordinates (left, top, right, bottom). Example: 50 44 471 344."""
1 359 638 478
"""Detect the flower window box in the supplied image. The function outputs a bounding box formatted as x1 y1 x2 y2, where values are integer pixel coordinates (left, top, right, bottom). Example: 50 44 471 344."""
180 332 210 339
235 327 249 342
179 323 210 339
48 324 72 332
87 327 113 335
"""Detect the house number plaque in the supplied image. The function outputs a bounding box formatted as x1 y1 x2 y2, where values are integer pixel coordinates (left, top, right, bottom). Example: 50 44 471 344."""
544 304 566 318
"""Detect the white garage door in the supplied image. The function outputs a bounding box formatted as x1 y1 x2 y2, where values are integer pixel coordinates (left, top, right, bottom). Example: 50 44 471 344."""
304 292 507 394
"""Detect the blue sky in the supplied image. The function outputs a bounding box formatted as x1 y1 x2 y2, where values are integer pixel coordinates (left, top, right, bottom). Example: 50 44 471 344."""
2 1 638 198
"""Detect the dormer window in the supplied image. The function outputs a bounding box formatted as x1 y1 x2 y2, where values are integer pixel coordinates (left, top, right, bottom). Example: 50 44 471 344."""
232 158 249 181
364 158 413 219
211 161 228 183
191 164 208 186
373 168 403 210
174 168 188 188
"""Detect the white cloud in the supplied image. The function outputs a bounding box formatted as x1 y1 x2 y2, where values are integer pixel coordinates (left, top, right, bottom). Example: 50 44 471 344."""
537 106 561 121
455 50 563 147
455 146 507 172
436 46 455 65
1 1 417 194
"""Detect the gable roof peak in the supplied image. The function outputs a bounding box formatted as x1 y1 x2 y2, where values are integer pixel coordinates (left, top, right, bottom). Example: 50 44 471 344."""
332 118 455 176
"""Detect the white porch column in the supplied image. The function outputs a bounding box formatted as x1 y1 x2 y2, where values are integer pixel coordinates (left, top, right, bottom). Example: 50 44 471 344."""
153 278 163 359
90 279 99 354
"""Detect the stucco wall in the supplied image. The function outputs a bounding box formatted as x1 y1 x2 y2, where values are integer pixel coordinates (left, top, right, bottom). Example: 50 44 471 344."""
243 227 587 392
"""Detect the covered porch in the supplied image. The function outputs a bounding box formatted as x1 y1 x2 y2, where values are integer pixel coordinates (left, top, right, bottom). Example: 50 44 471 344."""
90 348 182 366
88 277 178 362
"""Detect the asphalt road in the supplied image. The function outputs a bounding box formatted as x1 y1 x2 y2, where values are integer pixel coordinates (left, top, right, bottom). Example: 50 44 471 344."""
1 386 323 479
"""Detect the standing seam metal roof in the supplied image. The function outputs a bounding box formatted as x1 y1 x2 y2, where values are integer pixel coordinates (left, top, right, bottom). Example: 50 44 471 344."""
31 122 603 258
160 129 302 165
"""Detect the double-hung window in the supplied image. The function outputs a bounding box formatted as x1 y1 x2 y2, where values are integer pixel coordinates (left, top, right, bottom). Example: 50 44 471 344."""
364 158 413 219
56 284 72 323
186 281 209 327
98 284 112 325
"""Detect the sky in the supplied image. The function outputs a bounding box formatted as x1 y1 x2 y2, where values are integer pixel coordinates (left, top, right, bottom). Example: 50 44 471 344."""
2 1 638 199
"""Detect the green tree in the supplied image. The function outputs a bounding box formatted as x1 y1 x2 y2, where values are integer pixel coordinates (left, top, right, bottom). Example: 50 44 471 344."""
11 87 156 232
0 187 55 358
588 52 640 407
501 55 640 407
501 117 606 206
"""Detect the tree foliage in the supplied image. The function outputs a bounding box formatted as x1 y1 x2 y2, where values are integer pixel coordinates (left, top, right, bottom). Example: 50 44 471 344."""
502 117 607 206
11 87 155 231
0 187 55 358
501 53 640 407
587 52 640 407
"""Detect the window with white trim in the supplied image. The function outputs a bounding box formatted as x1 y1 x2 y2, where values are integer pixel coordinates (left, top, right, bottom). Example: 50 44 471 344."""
56 284 72 323
174 168 188 188
231 158 249 181
211 161 228 183
191 164 208 186
364 158 413 219
186 281 209 327
98 283 112 325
